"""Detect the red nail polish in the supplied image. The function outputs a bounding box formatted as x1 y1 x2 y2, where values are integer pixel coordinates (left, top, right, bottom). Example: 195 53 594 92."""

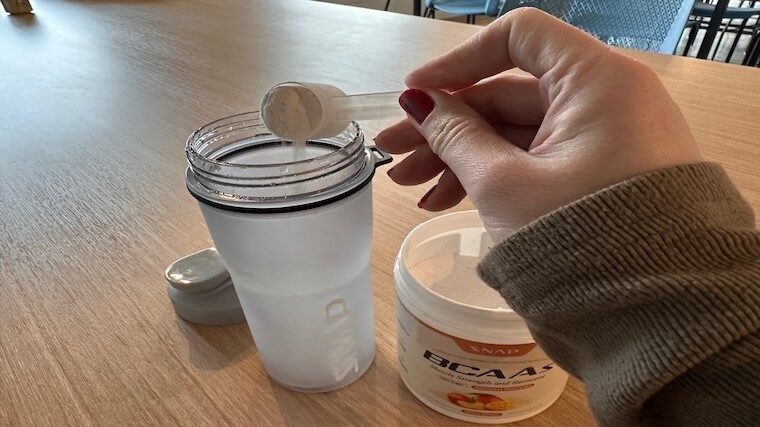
418 185 436 208
387 167 397 177
399 89 435 125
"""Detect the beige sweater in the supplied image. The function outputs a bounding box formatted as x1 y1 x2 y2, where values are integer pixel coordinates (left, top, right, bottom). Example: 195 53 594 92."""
478 163 760 427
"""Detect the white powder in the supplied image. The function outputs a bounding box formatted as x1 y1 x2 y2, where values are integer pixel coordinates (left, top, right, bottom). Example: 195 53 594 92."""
409 254 508 310
261 85 323 142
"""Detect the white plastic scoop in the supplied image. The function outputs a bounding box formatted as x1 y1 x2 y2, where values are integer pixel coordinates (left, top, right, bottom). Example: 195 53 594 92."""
260 82 403 141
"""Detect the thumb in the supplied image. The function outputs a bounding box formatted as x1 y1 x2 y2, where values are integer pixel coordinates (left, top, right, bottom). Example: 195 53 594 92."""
398 89 523 182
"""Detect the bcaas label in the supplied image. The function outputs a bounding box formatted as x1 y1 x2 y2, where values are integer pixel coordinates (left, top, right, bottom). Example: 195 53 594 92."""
397 300 568 421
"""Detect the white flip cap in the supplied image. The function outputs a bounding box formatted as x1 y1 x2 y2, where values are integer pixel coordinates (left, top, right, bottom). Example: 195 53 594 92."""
165 248 245 326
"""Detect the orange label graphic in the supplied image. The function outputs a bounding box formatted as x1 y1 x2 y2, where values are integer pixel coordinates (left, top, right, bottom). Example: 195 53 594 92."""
451 339 536 357
404 303 537 357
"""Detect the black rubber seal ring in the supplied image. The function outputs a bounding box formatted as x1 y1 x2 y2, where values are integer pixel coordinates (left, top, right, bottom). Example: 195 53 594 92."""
187 168 376 214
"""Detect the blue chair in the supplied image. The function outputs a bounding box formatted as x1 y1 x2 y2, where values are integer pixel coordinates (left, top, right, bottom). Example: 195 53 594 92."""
682 1 760 63
497 0 696 54
425 0 501 24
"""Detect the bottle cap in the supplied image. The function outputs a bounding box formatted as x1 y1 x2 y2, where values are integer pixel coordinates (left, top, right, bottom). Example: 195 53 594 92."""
165 248 245 326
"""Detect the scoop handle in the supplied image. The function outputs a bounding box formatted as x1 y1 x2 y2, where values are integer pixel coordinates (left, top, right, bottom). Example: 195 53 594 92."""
332 91 405 121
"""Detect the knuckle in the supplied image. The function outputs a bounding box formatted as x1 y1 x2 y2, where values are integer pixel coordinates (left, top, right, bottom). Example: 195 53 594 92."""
507 6 543 22
427 116 477 157
612 53 659 82
630 62 662 89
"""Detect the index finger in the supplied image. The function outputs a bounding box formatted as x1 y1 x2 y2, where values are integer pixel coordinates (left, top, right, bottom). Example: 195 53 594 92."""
406 8 611 91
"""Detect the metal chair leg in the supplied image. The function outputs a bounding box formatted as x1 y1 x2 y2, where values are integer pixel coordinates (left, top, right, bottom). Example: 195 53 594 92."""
683 20 701 56
745 30 760 65
712 20 730 60
725 18 750 62
384 0 391 11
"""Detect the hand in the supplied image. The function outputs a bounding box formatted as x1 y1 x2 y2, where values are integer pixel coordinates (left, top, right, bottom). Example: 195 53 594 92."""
375 8 702 243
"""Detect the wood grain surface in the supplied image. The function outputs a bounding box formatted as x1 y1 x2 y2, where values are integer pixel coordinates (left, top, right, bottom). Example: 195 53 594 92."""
1 1 759 426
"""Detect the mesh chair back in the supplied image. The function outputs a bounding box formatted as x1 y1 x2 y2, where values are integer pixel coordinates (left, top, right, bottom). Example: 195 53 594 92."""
427 0 503 16
498 0 696 53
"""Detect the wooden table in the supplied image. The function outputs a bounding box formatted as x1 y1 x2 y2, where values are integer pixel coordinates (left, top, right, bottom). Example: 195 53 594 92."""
2 1 760 425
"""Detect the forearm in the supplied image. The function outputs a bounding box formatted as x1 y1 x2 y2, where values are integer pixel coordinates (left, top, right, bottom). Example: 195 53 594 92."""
478 163 760 426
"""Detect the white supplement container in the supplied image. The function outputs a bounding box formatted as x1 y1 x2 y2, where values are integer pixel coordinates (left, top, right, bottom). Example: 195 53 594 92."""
394 211 568 424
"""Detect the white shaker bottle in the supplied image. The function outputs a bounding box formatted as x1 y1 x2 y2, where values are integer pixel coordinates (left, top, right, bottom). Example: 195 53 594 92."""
185 112 391 392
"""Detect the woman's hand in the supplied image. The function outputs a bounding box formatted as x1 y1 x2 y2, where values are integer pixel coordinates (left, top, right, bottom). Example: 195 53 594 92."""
375 8 701 242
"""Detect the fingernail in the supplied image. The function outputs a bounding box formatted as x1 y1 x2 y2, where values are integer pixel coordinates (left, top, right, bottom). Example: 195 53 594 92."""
399 89 435 125
387 166 397 178
418 185 436 208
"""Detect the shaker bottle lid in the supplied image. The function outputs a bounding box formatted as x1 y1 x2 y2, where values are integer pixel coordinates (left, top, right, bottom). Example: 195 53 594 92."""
165 248 246 326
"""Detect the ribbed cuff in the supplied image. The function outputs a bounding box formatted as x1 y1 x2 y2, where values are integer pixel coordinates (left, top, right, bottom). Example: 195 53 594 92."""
478 162 755 316
477 162 760 424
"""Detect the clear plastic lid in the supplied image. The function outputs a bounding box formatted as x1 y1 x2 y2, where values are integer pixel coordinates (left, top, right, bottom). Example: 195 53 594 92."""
185 112 390 213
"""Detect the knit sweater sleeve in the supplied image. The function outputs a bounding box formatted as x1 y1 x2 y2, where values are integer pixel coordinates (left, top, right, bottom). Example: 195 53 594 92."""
477 162 760 426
